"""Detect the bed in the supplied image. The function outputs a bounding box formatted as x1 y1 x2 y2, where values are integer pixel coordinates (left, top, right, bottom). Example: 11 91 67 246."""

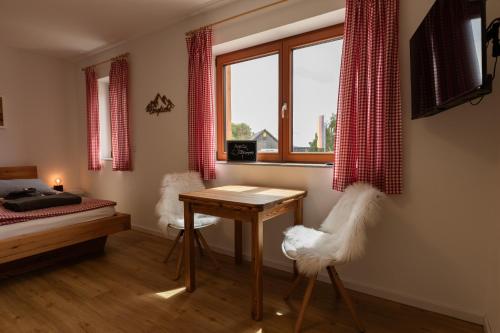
0 166 131 277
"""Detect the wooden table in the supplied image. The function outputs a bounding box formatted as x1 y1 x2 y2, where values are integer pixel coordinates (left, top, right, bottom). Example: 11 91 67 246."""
179 185 307 321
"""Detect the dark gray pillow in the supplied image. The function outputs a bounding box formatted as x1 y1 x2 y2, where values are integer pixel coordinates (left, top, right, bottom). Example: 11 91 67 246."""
0 179 55 197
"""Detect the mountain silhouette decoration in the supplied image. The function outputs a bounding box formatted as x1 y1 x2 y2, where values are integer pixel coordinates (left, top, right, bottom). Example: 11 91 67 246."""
146 93 175 116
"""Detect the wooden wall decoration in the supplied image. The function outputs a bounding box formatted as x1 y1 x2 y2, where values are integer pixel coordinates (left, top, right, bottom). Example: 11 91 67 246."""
146 93 175 116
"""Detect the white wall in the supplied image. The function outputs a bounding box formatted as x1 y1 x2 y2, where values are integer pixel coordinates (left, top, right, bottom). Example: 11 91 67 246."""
486 165 500 333
72 0 500 325
0 45 79 187
488 249 500 332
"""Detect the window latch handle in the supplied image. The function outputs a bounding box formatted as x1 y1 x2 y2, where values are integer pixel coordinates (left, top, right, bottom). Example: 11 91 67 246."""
281 102 288 119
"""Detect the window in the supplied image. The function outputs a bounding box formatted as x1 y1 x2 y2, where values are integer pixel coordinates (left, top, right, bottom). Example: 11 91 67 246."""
216 25 344 163
97 76 112 160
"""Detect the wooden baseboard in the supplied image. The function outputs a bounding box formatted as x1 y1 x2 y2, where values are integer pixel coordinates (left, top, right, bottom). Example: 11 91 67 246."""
340 278 484 325
133 224 164 237
484 317 493 333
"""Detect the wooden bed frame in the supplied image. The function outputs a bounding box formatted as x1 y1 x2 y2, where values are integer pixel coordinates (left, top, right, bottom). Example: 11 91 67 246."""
0 166 131 277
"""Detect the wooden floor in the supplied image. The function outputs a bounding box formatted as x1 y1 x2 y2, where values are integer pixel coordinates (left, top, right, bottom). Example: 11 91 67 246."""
0 230 484 333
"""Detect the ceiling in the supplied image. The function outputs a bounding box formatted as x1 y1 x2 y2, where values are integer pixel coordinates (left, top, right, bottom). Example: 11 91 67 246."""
0 0 227 59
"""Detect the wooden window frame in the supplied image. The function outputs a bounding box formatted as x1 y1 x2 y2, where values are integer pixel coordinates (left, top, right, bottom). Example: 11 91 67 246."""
216 24 344 163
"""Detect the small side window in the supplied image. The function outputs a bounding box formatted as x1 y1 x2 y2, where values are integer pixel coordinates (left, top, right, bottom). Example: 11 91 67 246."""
97 76 112 160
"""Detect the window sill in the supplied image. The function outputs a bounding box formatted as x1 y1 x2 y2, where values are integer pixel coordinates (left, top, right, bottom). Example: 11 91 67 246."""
216 161 332 168
101 157 113 161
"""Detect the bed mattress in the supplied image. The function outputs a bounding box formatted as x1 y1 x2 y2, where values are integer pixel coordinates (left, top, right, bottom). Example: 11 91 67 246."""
0 206 116 241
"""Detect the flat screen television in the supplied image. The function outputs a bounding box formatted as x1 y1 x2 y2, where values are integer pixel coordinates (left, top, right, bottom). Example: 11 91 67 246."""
410 0 492 119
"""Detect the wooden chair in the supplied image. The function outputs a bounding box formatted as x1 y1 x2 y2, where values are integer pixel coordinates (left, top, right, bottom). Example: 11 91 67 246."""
156 172 220 280
281 183 385 333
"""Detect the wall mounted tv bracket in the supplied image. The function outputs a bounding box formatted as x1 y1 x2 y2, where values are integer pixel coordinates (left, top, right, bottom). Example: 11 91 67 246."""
469 17 499 105
486 18 500 57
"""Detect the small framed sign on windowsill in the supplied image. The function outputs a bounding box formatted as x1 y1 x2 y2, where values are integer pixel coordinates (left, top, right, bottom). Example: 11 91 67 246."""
227 140 257 162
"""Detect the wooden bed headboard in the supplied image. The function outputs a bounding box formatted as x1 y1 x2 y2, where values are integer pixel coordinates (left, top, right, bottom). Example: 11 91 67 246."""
0 166 38 180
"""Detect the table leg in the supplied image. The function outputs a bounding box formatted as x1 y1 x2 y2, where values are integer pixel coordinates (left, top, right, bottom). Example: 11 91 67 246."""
235 220 243 265
184 202 195 292
293 199 303 277
251 214 263 321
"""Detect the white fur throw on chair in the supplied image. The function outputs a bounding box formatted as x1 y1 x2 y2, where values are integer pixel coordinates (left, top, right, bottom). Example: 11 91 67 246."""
282 183 385 276
155 172 219 235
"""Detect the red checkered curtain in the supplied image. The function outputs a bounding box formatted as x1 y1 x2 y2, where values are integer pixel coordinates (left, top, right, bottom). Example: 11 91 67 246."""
333 0 402 194
109 58 132 171
85 67 101 171
186 27 216 180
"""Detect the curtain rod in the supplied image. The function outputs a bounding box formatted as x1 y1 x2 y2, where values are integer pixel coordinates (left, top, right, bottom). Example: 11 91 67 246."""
185 0 288 36
81 53 129 72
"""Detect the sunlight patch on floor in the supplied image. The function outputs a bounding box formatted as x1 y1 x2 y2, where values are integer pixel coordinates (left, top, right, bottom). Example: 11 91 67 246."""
154 287 186 299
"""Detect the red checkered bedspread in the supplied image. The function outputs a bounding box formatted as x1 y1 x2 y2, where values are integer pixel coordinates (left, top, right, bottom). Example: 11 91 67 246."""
0 197 116 226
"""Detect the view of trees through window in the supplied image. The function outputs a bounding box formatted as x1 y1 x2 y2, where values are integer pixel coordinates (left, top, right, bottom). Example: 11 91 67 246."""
307 113 336 152
231 113 337 153
231 122 252 140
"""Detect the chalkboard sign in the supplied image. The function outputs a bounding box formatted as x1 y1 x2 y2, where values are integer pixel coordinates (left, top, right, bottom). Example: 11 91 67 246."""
227 140 257 162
